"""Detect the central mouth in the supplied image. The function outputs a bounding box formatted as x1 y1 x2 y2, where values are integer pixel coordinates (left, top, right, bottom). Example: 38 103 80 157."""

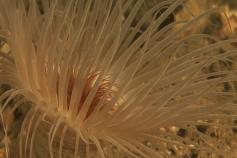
67 71 114 119
56 69 118 120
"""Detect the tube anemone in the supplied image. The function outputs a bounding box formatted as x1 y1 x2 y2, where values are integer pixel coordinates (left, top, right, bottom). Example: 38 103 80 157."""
0 0 237 157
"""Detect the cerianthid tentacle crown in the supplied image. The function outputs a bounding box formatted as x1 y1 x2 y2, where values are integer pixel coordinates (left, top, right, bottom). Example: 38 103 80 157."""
0 0 237 158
